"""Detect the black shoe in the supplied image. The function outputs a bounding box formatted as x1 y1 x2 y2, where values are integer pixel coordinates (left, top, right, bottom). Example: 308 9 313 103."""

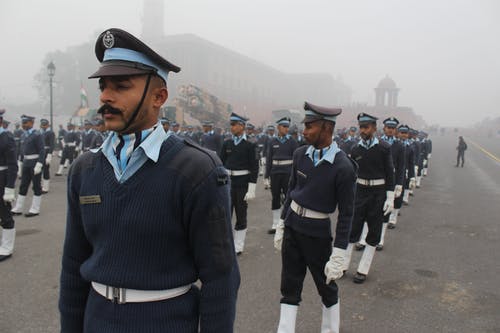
267 229 276 235
236 251 243 256
24 212 39 218
0 254 12 262
55 173 62 176
353 272 367 284
355 243 365 251
11 212 22 216
376 244 384 251
387 223 396 229
42 190 49 194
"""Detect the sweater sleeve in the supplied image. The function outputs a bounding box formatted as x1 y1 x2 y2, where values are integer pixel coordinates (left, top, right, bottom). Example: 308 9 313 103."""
395 144 405 186
59 166 93 333
248 142 258 184
333 159 357 249
5 133 18 188
265 138 273 179
281 149 299 220
384 146 395 191
36 133 46 164
185 165 240 333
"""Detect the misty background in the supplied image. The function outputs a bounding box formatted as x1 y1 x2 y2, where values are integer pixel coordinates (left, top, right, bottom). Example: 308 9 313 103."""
1 0 499 128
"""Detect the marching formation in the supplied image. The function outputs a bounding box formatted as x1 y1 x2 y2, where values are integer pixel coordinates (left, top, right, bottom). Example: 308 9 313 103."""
0 28 435 333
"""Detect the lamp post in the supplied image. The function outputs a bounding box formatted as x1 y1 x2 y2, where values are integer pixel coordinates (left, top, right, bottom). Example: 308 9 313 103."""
47 61 56 129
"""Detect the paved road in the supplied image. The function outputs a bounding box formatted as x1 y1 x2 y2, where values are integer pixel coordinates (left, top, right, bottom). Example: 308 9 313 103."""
1 135 499 333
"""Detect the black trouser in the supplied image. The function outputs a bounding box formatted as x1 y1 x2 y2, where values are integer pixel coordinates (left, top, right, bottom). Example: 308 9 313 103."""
281 227 338 307
0 174 14 229
456 151 465 167
60 146 76 165
231 184 248 230
349 187 386 246
271 173 289 210
394 190 404 210
19 165 42 196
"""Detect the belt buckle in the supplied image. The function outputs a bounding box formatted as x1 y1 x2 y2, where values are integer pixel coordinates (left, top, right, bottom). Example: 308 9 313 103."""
106 286 126 304
296 205 306 217
369 179 374 186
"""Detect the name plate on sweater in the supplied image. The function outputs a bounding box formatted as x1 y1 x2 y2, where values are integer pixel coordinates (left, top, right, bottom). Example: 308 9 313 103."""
80 195 102 205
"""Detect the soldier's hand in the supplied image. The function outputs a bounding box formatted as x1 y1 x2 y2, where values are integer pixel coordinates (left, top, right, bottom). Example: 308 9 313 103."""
2 187 15 203
409 178 416 190
383 191 395 215
274 219 285 251
34 162 43 175
17 161 22 178
325 247 346 283
244 183 256 201
394 185 403 198
45 153 52 165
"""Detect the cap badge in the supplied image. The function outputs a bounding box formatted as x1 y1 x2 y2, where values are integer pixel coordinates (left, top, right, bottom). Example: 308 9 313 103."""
103 31 115 49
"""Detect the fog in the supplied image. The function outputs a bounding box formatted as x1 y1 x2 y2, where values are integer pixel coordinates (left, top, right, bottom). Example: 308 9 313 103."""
1 0 499 127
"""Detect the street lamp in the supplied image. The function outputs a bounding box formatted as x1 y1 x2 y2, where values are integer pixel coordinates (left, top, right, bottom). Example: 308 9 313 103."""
47 61 56 129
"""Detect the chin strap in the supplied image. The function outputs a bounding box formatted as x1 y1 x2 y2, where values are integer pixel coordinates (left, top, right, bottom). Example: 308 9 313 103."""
120 73 153 133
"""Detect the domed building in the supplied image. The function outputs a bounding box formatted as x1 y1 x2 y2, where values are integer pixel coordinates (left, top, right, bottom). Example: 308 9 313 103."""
375 75 399 108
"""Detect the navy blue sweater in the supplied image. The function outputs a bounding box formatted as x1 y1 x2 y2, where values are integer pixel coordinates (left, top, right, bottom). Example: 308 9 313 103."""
281 146 357 248
0 131 18 188
265 136 298 178
59 136 240 333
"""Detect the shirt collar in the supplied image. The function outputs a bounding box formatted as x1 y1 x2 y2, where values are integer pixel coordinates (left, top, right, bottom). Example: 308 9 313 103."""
0 127 5 134
359 137 379 149
92 122 169 163
305 142 340 166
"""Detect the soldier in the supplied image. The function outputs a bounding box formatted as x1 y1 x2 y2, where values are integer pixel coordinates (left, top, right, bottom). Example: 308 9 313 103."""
343 113 394 284
274 102 356 332
40 119 55 194
220 112 259 255
415 131 428 188
422 132 432 175
89 119 107 149
2 120 10 131
389 124 415 227
0 110 18 261
171 122 181 135
59 28 239 332
256 126 268 176
11 115 45 217
246 123 257 143
377 117 405 248
339 126 358 156
200 121 223 156
456 136 467 167
81 119 96 152
13 122 23 159
265 117 298 234
57 124 66 155
55 123 80 176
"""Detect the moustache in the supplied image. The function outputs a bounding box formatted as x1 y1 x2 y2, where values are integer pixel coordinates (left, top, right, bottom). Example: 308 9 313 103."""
97 104 123 115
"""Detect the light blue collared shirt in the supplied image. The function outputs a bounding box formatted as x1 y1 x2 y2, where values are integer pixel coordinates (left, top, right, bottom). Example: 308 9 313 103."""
359 137 379 149
92 122 171 183
233 133 247 146
305 142 340 167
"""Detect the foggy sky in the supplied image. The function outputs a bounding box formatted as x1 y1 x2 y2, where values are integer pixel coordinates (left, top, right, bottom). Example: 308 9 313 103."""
1 0 499 127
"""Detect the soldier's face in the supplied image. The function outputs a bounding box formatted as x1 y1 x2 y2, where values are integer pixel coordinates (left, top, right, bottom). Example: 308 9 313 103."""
230 122 245 136
383 126 396 137
359 123 377 140
277 124 289 137
98 75 167 134
303 120 331 147
399 132 409 140
21 120 33 130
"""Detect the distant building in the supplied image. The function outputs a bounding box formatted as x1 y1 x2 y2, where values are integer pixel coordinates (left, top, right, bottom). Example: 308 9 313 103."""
142 1 351 125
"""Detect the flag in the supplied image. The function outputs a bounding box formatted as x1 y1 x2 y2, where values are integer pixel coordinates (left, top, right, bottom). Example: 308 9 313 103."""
80 86 88 108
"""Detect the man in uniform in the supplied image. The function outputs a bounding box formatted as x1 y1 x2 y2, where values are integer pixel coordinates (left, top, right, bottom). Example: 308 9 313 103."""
264 117 298 234
160 117 171 134
343 113 394 283
81 119 96 152
256 126 268 176
2 120 11 131
40 119 55 194
339 126 358 156
200 121 223 156
59 28 239 333
456 136 467 167
0 110 18 261
11 115 45 217
55 123 80 176
220 112 259 255
274 102 356 332
13 122 23 160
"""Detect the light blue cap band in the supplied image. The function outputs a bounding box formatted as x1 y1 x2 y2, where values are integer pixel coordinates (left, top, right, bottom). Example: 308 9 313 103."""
304 110 337 122
230 116 246 124
103 47 169 82
277 120 291 126
384 121 398 127
359 116 376 123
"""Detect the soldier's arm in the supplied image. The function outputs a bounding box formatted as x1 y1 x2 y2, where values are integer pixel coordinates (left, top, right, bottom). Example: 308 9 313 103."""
384 146 395 191
36 133 45 164
265 139 273 179
280 149 299 220
334 158 357 249
5 134 18 187
59 163 93 332
185 163 240 333
395 145 405 186
248 142 258 184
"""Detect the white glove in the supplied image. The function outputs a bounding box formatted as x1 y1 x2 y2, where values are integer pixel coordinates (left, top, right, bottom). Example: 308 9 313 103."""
324 247 346 283
260 157 266 166
274 219 284 251
17 161 22 178
34 162 43 175
75 146 80 152
45 153 52 165
394 185 403 198
409 177 416 190
3 187 15 203
264 178 270 188
414 166 419 176
423 159 428 167
383 191 395 215
244 182 256 201
427 153 432 159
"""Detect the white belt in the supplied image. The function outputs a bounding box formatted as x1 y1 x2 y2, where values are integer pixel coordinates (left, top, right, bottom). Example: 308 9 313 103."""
24 154 39 160
258 144 264 147
291 200 329 219
357 178 385 186
226 169 250 176
44 146 51 149
0 166 7 171
91 282 192 304
272 159 293 166
66 142 76 147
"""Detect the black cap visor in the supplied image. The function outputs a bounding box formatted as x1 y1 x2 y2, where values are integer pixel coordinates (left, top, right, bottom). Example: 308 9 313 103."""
89 60 157 79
